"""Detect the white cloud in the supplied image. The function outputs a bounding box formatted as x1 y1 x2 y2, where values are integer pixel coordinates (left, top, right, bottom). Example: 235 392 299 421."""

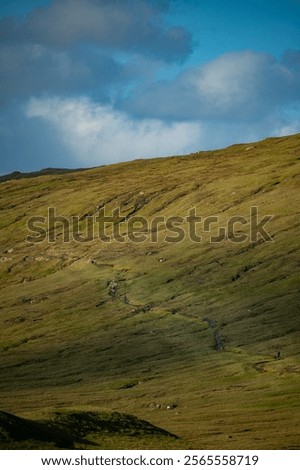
26 96 202 164
188 51 274 113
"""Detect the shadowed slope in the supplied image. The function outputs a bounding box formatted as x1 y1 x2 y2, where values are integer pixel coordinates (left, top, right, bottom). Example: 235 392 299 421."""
0 410 177 449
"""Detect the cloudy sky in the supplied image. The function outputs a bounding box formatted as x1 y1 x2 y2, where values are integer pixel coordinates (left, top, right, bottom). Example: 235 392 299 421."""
0 0 300 174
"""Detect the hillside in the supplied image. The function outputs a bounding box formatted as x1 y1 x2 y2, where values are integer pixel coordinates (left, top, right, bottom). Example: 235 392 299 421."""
0 134 299 449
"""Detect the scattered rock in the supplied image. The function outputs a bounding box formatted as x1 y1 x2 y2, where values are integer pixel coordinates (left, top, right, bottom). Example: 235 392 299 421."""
119 382 138 390
166 404 177 410
214 331 224 351
140 304 154 313
231 273 241 282
108 280 118 297
148 403 177 411
203 318 216 328
22 297 34 304
253 362 265 372
148 403 161 410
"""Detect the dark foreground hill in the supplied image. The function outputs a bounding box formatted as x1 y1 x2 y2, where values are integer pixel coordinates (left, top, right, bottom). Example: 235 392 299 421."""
0 410 177 449
0 134 299 449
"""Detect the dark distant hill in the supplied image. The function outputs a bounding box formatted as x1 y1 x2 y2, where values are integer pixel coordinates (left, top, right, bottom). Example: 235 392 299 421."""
0 167 94 183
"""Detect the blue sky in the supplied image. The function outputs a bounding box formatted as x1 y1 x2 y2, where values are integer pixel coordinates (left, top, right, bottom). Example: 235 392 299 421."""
0 0 299 174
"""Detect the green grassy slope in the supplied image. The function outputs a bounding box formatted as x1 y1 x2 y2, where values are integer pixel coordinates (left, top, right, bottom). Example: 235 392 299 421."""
0 134 299 449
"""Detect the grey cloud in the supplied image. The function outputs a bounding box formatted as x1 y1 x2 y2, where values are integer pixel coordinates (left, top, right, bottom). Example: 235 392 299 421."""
0 43 133 105
123 50 300 121
0 0 191 62
0 0 192 107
